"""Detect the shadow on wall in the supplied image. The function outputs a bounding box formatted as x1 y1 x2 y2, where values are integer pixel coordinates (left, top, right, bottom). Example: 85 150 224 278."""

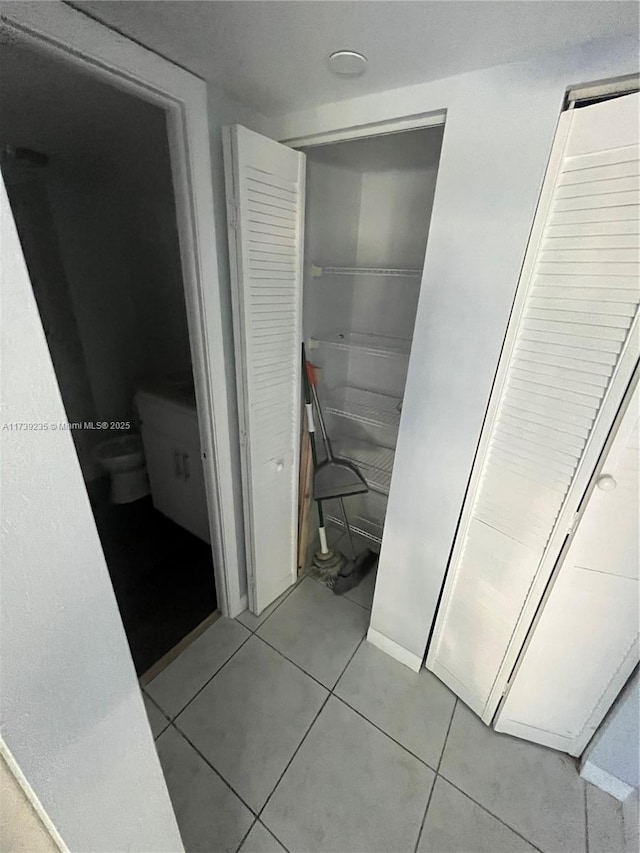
2 129 192 485
2 147 101 479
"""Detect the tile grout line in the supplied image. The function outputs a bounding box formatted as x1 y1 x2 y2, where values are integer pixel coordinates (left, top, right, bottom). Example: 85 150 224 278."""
257 635 368 825
253 819 291 853
257 693 331 822
149 573 310 726
160 620 367 851
253 632 337 692
341 594 374 613
252 625 462 831
142 690 172 738
412 698 458 853
236 575 305 633
584 782 590 853
233 818 292 853
157 607 543 853
168 719 259 819
237 573 373 634
234 817 258 853
331 693 440 775
164 630 254 723
153 603 367 851
150 603 567 853
435 773 545 853
153 588 389 852
413 695 544 853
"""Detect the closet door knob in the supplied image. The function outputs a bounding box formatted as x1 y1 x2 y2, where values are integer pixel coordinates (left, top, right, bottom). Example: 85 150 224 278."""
596 474 616 491
275 460 284 472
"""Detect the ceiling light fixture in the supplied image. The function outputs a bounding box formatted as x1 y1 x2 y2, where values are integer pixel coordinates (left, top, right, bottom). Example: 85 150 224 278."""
328 50 368 77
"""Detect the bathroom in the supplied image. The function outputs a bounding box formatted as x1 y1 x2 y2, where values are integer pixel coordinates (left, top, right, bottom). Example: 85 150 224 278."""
0 38 217 675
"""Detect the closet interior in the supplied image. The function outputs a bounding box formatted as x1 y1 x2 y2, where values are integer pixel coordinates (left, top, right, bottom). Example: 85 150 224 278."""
301 126 444 549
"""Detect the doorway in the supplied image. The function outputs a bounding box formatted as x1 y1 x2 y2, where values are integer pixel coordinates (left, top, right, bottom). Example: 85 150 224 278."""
224 121 444 623
0 37 217 675
300 126 444 554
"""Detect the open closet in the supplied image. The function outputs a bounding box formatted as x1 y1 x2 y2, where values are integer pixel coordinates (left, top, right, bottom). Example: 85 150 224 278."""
301 128 443 548
224 121 444 613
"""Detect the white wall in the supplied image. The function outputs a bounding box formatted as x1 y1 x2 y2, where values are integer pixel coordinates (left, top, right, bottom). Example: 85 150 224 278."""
2 162 101 480
272 35 639 663
302 157 362 342
352 164 438 346
0 176 183 851
582 671 640 799
356 167 439 270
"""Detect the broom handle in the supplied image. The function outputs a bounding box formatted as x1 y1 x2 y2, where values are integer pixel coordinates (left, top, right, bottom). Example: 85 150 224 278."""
338 497 357 559
304 361 333 459
303 355 357 559
302 346 329 555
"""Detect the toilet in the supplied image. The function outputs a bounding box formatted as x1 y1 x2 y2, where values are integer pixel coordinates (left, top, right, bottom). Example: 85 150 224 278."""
94 434 150 504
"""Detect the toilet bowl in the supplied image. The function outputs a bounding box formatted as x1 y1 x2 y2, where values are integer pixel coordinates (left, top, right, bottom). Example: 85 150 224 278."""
94 434 150 504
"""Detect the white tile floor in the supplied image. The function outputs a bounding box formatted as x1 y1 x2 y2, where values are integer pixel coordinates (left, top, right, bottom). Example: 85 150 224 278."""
142 571 630 853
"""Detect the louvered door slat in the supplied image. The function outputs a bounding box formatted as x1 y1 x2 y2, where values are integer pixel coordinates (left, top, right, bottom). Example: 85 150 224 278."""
558 157 639 184
548 220 640 237
562 143 639 172
555 174 640 198
495 382 639 756
540 247 638 263
545 234 639 250
427 92 640 724
224 125 305 615
514 352 612 381
530 296 635 315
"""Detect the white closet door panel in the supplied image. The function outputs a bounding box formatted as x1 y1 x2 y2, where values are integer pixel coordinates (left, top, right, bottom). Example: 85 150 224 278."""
427 92 640 723
495 382 639 755
495 569 638 754
224 125 305 614
567 419 640 580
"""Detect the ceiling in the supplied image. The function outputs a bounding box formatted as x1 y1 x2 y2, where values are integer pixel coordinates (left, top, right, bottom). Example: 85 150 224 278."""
0 34 169 186
75 1 639 115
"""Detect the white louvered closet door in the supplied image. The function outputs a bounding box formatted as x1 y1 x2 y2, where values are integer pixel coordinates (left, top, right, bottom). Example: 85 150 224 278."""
427 92 640 729
495 377 639 756
223 125 305 614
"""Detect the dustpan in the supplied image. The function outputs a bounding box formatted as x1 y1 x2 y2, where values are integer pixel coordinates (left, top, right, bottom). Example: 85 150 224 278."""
304 360 368 501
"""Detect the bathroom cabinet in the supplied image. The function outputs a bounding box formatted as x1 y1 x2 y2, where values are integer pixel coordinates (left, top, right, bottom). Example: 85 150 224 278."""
136 386 210 544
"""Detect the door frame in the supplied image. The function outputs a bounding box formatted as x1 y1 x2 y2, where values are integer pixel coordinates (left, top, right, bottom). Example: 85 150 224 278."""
282 110 446 149
0 1 243 616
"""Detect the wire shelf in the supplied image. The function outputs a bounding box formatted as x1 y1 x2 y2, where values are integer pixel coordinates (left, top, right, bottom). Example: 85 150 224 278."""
325 514 383 546
325 386 402 431
309 332 410 359
325 491 388 546
334 437 394 495
312 265 422 279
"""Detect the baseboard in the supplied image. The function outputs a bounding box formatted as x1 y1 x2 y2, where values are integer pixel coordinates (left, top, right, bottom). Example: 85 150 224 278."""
366 627 422 672
1 739 69 852
581 759 636 802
